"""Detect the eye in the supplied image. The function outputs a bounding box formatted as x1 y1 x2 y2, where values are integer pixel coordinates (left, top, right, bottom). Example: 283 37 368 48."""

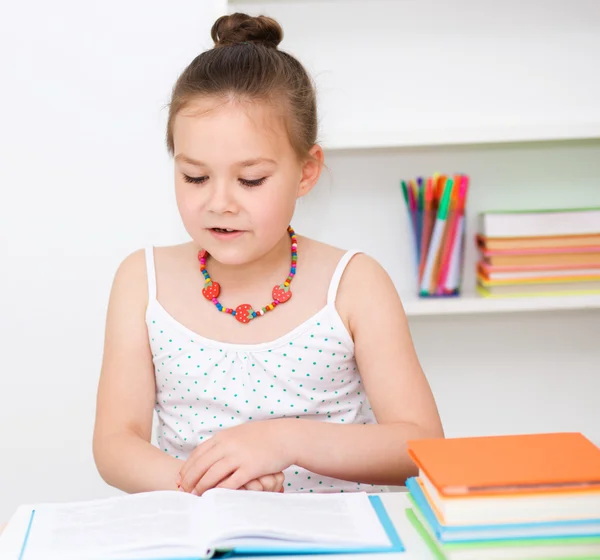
240 177 267 187
183 174 208 185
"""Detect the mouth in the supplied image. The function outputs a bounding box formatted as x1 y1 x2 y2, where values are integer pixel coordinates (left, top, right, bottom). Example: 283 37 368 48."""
211 228 240 234
208 228 245 239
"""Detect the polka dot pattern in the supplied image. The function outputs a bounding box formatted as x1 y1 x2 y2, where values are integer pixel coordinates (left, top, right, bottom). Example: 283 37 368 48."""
146 247 387 494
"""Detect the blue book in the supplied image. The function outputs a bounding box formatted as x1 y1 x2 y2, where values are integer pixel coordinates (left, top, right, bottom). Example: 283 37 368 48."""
406 477 600 543
16 488 404 560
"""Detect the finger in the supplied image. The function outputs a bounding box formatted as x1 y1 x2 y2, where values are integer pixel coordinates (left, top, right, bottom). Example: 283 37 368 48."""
193 458 238 496
256 473 278 492
243 479 264 491
180 445 224 493
259 472 285 492
272 474 284 493
214 468 254 492
178 438 217 484
275 474 285 492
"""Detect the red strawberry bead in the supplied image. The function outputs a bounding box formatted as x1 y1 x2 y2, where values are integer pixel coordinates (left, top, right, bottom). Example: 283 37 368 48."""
272 284 292 303
202 282 220 300
235 303 254 324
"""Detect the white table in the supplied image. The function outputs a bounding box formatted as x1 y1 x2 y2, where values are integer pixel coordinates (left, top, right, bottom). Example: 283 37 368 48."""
0 492 437 560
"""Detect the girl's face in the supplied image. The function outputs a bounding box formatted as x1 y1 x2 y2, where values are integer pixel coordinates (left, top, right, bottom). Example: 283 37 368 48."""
172 97 322 265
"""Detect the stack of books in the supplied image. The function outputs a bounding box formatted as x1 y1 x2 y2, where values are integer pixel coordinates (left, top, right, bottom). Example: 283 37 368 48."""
400 174 470 297
405 432 600 560
476 207 600 298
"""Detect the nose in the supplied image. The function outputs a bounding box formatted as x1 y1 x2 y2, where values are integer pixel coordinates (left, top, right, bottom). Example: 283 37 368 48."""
207 181 238 215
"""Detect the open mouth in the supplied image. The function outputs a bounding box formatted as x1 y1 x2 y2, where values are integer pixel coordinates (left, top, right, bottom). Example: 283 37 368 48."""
210 228 242 235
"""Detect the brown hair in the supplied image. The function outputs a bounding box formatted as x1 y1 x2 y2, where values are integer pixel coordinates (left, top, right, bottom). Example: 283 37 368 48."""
166 13 318 161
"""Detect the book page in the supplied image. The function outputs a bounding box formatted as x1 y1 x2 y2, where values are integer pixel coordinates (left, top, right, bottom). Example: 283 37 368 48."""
22 491 202 560
201 488 391 549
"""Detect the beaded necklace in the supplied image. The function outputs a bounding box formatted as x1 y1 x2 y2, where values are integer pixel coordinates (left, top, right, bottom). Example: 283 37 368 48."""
198 226 297 324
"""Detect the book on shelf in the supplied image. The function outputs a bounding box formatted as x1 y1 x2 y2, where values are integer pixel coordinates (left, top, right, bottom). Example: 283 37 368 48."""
5 487 403 560
481 250 600 268
477 278 600 297
476 233 600 252
477 261 600 281
478 207 600 238
476 208 600 298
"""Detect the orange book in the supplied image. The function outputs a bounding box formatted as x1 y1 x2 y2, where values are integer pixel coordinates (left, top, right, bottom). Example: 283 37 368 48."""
477 261 600 278
407 432 600 497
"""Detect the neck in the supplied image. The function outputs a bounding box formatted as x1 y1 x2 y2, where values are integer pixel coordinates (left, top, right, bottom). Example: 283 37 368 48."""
203 231 292 291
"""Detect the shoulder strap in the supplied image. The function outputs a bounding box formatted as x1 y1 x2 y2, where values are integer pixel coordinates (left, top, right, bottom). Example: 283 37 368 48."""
144 246 157 301
327 250 362 305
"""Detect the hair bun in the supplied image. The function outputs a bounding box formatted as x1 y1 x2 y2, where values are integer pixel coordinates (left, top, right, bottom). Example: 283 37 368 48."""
211 13 283 49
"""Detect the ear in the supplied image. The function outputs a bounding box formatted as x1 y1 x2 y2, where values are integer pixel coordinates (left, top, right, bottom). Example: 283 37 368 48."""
297 144 324 198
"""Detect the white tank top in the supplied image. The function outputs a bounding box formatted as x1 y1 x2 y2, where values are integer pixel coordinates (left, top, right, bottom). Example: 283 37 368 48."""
145 247 388 494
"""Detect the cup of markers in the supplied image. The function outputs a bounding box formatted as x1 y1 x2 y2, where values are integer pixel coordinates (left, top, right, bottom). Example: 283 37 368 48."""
401 174 470 297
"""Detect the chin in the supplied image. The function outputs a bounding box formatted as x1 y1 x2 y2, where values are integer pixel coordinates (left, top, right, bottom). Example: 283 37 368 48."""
196 242 253 267
212 252 253 267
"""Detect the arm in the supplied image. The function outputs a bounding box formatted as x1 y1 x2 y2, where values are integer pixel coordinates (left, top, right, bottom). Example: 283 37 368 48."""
290 254 444 486
94 250 285 494
93 250 183 493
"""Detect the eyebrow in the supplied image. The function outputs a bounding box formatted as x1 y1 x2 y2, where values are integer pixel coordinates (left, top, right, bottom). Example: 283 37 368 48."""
175 154 277 167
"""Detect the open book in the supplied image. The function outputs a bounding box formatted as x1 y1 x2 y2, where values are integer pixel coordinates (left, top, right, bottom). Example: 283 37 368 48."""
16 488 403 560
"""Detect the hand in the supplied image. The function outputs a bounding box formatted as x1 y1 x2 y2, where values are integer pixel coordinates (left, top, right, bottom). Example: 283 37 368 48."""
178 419 295 496
179 472 284 493
242 472 285 493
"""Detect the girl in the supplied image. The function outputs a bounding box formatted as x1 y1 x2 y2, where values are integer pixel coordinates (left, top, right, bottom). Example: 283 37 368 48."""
92 12 444 497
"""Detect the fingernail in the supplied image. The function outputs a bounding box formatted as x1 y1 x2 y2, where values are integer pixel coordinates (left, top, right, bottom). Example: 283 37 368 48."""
191 489 199 496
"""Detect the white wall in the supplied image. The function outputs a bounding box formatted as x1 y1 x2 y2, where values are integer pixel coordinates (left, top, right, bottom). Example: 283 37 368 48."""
1 0 599 524
231 0 600 148
0 0 225 521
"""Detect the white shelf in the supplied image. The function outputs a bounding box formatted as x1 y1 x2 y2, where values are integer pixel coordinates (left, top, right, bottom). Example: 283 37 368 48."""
402 293 600 317
320 123 600 152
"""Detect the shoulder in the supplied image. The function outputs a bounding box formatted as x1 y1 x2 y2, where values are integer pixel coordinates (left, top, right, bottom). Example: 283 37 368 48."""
298 235 398 328
337 251 396 302
341 252 393 289
111 248 146 290
336 252 400 336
